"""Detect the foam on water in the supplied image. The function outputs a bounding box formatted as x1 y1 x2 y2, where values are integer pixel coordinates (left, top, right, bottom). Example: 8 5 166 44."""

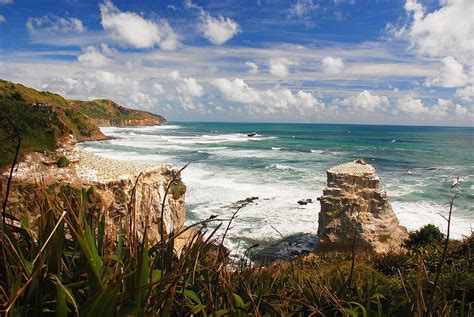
392 201 473 239
82 123 474 254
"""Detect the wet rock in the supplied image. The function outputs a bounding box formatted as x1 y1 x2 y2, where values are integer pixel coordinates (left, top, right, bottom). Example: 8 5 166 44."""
297 198 313 205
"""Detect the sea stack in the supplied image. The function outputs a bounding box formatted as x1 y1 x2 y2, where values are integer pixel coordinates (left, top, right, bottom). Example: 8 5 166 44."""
316 160 408 253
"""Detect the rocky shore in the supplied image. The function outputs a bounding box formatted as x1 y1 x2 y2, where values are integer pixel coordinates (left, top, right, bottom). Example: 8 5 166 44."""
3 144 187 245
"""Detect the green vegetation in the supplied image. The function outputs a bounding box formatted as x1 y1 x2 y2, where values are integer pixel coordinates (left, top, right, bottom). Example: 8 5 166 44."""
74 99 165 124
0 79 166 170
56 156 70 168
1 184 472 316
170 179 187 200
405 223 445 248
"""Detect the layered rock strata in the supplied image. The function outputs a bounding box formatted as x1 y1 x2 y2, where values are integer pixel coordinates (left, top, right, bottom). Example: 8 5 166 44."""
316 160 408 253
2 146 186 245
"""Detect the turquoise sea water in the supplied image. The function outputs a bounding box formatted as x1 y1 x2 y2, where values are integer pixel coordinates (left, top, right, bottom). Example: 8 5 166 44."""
81 122 474 253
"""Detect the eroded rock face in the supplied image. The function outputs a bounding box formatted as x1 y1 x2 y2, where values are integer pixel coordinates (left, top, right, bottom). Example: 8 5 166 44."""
316 160 408 253
2 147 186 244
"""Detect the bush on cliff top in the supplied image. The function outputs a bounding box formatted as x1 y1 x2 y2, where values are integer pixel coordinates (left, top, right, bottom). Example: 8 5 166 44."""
405 223 445 248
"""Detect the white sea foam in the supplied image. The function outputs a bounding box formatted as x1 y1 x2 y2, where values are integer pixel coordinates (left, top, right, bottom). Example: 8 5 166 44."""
271 147 281 150
84 125 474 255
182 164 320 253
392 201 473 239
266 164 292 171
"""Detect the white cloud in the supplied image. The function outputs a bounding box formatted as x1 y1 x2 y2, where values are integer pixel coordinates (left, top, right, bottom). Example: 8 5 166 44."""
268 58 297 77
100 0 179 50
0 0 13 4
212 78 324 112
77 44 115 68
198 12 240 45
339 90 388 112
186 0 240 45
396 96 428 114
179 77 204 97
321 56 344 74
0 15 4 23
430 98 453 117
400 0 474 64
26 15 85 34
454 104 473 117
289 0 318 18
245 61 258 74
153 83 164 95
427 56 468 88
168 71 204 109
455 85 474 102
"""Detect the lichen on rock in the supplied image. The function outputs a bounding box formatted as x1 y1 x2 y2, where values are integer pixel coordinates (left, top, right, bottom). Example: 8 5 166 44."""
316 160 408 253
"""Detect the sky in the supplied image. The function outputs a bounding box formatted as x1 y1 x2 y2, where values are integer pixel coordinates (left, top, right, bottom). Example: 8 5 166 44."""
0 0 473 126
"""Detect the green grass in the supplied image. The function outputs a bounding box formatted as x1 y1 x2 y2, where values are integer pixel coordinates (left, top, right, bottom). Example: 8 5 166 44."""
0 79 166 170
1 184 472 316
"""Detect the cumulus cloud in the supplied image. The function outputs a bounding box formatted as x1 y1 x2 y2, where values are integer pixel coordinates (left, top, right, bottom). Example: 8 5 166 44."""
26 15 85 34
100 0 179 50
77 44 115 68
186 0 240 45
245 61 258 74
390 0 474 93
168 70 204 109
289 0 318 18
455 85 474 102
0 15 4 23
268 58 297 77
321 56 344 74
199 14 240 45
212 78 324 112
399 0 473 64
339 90 388 112
427 56 469 88
396 96 428 114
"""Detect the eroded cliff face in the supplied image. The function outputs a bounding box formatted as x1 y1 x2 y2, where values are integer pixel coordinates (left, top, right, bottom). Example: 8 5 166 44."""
317 160 408 253
2 147 186 244
90 117 163 127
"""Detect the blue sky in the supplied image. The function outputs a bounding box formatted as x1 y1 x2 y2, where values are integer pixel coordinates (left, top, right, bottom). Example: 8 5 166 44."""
0 0 473 126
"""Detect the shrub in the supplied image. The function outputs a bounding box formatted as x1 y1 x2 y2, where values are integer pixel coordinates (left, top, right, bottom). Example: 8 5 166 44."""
170 179 186 199
372 251 415 276
56 155 70 168
405 224 444 248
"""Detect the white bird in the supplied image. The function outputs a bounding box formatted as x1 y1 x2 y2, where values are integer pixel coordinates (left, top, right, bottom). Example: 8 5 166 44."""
407 170 412 174
391 139 397 143
451 177 460 189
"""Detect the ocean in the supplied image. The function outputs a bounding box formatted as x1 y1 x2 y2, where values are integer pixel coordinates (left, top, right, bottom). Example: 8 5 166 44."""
80 122 474 254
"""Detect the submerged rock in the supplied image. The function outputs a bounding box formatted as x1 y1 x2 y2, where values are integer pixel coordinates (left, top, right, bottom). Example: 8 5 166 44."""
252 233 319 265
316 160 408 253
297 198 313 205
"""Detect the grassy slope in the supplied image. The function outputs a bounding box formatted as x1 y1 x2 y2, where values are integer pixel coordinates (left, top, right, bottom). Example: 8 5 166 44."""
0 80 165 169
74 99 165 123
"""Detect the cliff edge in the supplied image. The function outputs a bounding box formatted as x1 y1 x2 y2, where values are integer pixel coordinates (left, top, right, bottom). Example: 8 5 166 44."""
316 160 408 253
3 145 186 245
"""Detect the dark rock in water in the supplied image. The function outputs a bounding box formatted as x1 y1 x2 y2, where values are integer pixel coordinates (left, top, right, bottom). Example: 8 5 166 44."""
227 196 259 209
252 233 319 265
247 132 257 137
297 198 313 205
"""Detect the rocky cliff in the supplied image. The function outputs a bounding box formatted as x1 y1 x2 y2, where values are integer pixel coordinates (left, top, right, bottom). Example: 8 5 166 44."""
3 146 186 244
316 160 408 253
0 80 165 170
